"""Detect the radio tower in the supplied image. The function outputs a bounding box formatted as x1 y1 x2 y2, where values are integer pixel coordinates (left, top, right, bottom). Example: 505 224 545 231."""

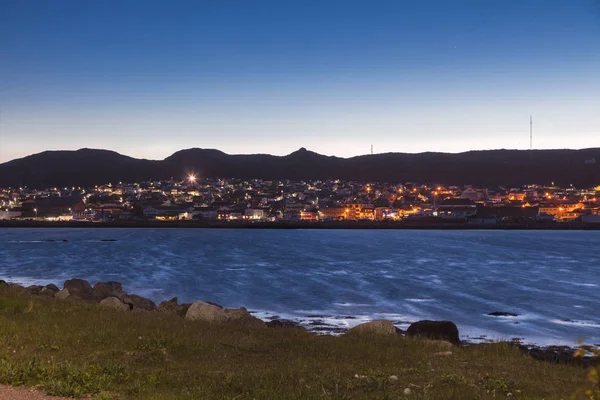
529 115 533 161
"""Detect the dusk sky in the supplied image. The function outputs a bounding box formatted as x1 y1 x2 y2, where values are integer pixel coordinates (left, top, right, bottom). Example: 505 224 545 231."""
1 0 599 163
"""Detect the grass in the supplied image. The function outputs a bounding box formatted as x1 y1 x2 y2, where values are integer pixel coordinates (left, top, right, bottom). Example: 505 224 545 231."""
0 286 594 399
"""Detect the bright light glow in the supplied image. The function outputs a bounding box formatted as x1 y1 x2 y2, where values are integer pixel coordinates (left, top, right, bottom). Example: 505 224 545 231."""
188 175 197 183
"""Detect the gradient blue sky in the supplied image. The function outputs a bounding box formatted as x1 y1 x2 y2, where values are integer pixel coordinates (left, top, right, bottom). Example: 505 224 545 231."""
1 0 599 162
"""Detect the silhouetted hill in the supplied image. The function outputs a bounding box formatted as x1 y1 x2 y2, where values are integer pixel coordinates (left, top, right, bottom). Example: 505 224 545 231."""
1 147 599 188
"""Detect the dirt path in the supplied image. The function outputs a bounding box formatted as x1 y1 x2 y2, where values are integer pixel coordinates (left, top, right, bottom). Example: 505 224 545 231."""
0 385 70 400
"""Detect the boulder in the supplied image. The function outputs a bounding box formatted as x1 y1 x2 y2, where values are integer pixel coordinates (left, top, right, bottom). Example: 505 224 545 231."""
185 301 228 322
266 319 304 329
108 289 129 301
488 312 519 317
99 297 130 311
406 320 461 345
39 287 57 297
157 297 190 317
64 279 94 300
55 289 70 300
65 294 83 302
185 301 265 327
346 320 398 336
93 281 123 300
123 294 156 311
45 284 60 292
26 285 43 295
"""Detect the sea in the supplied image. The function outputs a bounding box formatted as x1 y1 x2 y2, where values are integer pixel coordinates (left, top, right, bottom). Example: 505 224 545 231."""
1 228 599 347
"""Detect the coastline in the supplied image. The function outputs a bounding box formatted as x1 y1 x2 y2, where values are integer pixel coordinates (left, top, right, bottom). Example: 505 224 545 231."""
0 282 596 400
1 277 598 367
1 219 599 230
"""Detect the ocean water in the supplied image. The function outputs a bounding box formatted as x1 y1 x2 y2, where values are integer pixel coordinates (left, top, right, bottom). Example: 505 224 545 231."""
1 228 599 346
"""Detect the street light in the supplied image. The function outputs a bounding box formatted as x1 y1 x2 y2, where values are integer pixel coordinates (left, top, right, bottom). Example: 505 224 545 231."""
188 174 197 184
34 208 37 218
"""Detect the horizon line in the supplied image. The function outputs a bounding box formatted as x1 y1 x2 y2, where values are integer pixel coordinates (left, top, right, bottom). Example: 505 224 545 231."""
2 146 600 164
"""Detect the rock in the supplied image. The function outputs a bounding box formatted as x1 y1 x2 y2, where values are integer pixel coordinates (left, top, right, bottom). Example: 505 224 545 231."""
403 387 412 396
157 297 190 317
488 312 519 317
517 344 600 367
123 294 156 311
65 294 83 302
64 279 94 300
406 320 460 345
389 375 398 381
99 297 130 311
55 289 70 300
225 307 258 322
346 320 398 336
45 284 60 292
157 297 178 312
93 281 123 300
180 303 192 316
186 301 226 322
26 285 43 295
39 287 57 297
108 289 129 301
266 319 304 329
40 283 60 297
0 280 8 288
185 301 265 327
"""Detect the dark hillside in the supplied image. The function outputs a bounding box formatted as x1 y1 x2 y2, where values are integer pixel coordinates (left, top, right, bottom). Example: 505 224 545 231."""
1 147 598 187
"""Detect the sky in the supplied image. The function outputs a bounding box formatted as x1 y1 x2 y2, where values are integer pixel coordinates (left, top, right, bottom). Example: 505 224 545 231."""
1 0 599 163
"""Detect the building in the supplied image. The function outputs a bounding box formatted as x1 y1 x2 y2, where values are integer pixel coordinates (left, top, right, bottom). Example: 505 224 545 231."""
244 208 266 220
435 198 478 219
460 187 489 202
33 196 86 218
319 207 346 220
300 210 319 221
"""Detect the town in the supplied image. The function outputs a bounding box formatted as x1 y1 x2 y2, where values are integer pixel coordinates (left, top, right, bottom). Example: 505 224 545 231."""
1 176 600 225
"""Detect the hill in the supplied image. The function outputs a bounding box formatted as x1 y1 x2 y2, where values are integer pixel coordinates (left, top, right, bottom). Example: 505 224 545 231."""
0 147 599 187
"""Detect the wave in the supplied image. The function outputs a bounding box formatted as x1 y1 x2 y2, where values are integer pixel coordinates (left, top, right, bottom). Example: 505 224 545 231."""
550 319 600 328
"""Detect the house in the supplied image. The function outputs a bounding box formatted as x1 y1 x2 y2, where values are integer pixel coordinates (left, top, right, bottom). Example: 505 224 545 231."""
300 210 319 221
468 205 497 225
193 208 218 220
461 187 489 202
0 209 22 220
496 206 540 222
244 208 266 220
143 206 161 218
435 198 478 219
33 196 86 218
319 207 346 221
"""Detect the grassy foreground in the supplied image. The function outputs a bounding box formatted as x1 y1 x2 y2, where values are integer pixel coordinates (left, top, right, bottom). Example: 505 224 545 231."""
0 287 594 400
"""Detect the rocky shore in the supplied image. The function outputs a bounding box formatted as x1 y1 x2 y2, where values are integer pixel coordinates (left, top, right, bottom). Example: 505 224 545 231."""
1 278 598 368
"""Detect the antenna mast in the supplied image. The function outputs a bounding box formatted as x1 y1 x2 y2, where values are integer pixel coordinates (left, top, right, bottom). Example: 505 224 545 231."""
529 115 533 162
530 115 533 151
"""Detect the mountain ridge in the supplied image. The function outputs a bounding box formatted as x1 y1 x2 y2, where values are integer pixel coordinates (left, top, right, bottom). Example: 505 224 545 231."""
1 147 599 188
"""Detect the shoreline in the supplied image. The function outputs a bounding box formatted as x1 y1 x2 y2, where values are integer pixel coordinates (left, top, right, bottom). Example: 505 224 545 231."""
1 219 600 230
2 277 598 367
